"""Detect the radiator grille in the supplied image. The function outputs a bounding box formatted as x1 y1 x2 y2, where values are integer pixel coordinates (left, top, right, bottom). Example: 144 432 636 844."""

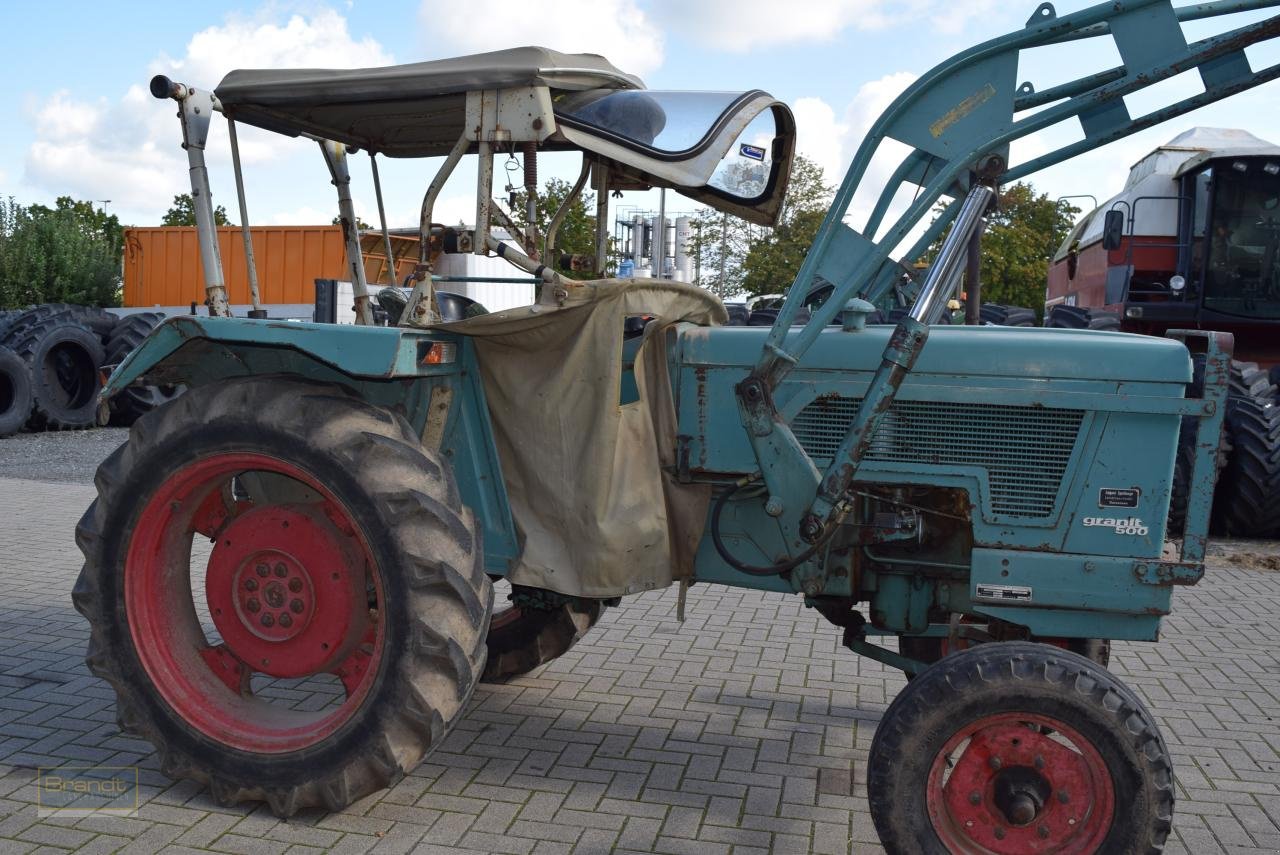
791 397 1084 518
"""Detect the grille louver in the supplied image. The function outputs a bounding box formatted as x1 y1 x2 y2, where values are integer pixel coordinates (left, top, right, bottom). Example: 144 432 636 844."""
791 397 1084 518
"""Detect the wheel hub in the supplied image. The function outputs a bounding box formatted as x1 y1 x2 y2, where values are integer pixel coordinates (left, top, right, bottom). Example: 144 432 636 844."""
232 552 314 642
206 503 369 678
929 712 1114 853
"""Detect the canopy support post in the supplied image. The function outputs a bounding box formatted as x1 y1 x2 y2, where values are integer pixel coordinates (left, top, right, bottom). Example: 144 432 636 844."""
370 153 397 285
401 133 469 327
228 119 265 318
319 140 374 326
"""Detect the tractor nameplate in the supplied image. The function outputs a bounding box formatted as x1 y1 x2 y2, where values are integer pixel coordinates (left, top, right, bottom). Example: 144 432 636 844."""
975 584 1033 602
1098 487 1140 508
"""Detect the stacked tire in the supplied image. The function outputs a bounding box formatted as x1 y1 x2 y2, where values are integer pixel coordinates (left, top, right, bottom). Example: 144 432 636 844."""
1167 358 1280 539
0 346 33 437
979 303 1036 326
1045 304 1122 331
0 304 179 435
1212 361 1280 538
0 305 115 431
103 313 182 425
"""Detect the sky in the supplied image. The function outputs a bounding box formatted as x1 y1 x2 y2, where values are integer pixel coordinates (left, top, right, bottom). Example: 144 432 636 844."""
3 0 1280 244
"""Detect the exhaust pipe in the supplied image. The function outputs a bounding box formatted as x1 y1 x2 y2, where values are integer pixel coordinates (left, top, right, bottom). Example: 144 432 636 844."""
149 75 188 101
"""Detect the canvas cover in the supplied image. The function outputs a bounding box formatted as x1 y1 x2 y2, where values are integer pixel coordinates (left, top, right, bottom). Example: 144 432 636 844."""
436 279 726 597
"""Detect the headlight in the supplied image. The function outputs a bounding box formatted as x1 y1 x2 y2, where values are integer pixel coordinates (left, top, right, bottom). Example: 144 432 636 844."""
1169 275 1186 292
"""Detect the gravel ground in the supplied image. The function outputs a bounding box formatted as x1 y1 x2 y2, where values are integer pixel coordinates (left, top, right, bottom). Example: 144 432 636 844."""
0 428 127 484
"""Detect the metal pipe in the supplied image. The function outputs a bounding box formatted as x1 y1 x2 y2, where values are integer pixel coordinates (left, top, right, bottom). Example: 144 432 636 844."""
319 140 374 326
370 153 397 285
656 188 667 278
484 234 560 284
227 119 264 316
964 217 984 325
475 141 494 256
594 161 610 275
401 133 469 325
544 156 591 260
149 78 231 319
909 185 995 324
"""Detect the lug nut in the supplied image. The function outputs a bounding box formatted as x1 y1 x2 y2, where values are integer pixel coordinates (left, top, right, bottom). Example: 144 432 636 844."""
246 598 260 613
993 827 1005 840
261 613 275 628
255 563 269 577
288 578 303 593
1034 755 1045 770
274 562 288 578
1038 825 1050 839
244 578 258 591
278 613 293 628
969 792 981 805
989 756 1003 770
1057 791 1070 804
290 599 305 614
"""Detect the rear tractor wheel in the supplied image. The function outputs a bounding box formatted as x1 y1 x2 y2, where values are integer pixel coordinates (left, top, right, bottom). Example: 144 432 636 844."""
73 376 492 815
869 642 1173 854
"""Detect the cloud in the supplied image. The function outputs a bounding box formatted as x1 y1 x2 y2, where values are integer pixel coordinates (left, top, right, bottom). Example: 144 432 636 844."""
150 10 391 86
649 0 989 53
417 0 664 77
23 10 394 224
791 71 917 183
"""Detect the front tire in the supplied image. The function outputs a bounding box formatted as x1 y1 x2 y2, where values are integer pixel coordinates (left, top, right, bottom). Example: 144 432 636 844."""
73 376 492 815
869 642 1173 854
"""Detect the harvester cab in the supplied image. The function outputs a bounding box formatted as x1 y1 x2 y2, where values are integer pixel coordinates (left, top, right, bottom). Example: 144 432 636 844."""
82 1 1280 851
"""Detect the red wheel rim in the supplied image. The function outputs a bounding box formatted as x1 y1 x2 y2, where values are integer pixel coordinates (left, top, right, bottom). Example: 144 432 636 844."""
125 452 384 753
926 712 1115 854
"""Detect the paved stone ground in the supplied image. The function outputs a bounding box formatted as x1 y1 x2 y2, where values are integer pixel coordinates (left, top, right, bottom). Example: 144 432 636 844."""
0 471 1278 853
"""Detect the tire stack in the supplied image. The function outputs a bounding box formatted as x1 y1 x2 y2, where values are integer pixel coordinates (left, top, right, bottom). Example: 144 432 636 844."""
979 303 1037 326
0 304 179 436
1167 358 1280 539
1212 361 1280 537
1044 304 1122 331
103 313 183 425
0 305 116 432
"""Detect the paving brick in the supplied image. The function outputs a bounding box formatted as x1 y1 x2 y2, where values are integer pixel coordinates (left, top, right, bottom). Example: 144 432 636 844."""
2 474 1279 855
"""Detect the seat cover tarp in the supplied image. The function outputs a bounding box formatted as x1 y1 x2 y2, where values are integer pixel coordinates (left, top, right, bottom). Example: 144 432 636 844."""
436 279 725 597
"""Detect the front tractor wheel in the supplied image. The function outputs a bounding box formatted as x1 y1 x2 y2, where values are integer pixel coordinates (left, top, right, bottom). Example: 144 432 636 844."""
73 376 492 815
869 642 1173 854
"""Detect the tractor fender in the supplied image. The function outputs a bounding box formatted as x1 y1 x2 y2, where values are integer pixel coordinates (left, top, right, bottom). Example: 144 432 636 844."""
102 315 458 401
103 314 521 575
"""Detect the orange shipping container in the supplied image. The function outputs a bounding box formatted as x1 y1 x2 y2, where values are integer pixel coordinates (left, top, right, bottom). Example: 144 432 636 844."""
122 226 424 309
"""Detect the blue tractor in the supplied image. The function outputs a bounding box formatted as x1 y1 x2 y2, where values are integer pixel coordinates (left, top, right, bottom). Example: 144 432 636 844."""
75 2 1280 850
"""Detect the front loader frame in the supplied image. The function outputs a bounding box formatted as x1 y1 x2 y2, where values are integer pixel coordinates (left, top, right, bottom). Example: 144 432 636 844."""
739 0 1276 573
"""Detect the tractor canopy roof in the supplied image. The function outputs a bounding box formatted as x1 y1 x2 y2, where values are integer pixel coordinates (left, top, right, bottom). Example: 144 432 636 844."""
214 46 796 226
214 47 642 156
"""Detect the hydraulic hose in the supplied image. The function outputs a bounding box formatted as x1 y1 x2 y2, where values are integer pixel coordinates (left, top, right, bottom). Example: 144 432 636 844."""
710 481 838 576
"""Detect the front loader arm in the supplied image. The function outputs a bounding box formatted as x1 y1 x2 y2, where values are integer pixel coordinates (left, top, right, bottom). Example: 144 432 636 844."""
739 0 1280 554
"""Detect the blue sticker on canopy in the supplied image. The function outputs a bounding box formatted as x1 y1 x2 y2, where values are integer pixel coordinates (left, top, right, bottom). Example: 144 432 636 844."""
739 143 766 161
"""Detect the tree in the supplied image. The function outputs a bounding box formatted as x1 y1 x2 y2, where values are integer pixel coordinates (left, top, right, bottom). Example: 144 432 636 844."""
689 207 756 298
510 177 597 280
162 193 232 227
924 182 1078 315
0 196 122 307
738 155 834 297
333 214 372 230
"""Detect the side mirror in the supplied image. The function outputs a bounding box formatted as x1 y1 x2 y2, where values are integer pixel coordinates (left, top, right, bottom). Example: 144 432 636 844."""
1102 209 1125 251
